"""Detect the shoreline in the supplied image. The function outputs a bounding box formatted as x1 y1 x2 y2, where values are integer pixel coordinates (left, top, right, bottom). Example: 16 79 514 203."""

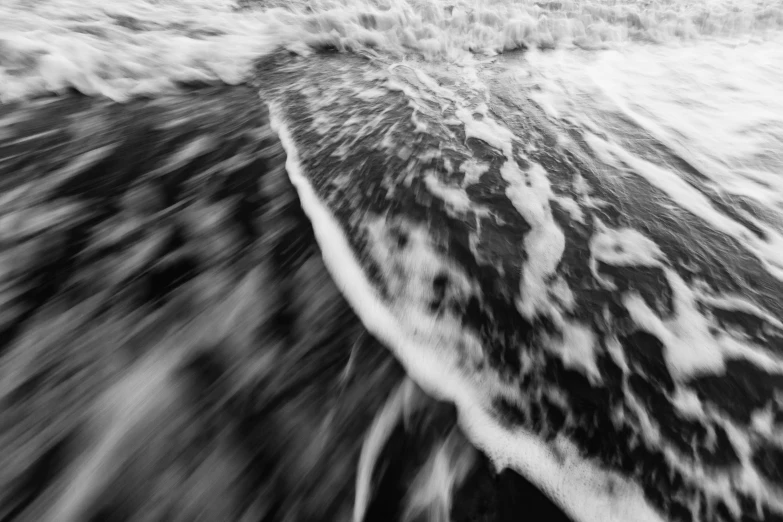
0 87 574 522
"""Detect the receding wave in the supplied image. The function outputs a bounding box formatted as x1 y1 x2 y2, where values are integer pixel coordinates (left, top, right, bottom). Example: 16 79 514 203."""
258 49 783 522
3 1 783 522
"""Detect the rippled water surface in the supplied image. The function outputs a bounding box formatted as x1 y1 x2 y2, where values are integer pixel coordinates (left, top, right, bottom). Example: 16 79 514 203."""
2 1 783 522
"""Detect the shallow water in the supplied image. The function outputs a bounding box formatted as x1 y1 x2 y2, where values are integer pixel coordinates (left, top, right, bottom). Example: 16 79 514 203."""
2 1 783 522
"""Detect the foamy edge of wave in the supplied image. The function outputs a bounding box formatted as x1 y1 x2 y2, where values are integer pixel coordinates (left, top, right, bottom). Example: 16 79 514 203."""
3 0 782 102
268 102 666 522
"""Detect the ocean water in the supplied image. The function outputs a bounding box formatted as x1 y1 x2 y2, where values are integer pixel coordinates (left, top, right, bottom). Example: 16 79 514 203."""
2 1 783 522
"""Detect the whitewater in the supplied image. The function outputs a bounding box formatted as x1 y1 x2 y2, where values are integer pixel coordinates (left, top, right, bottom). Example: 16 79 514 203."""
2 0 783 521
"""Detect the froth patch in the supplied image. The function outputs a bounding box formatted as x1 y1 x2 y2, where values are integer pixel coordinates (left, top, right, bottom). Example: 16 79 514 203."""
455 104 567 321
590 221 664 268
543 321 601 384
502 160 566 320
458 158 490 186
423 171 491 217
624 267 783 382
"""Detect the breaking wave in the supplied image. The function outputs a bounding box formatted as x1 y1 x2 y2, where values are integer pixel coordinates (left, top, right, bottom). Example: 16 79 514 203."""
2 0 783 101
3 1 783 522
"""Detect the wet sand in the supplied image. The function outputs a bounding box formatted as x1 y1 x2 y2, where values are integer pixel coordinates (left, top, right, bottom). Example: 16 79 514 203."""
0 87 573 522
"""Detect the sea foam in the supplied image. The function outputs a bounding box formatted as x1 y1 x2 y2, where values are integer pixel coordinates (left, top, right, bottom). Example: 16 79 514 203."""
3 0 782 101
269 103 667 522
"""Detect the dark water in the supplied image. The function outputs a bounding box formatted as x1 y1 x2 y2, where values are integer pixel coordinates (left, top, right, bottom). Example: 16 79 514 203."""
0 85 573 522
1 45 783 522
256 50 783 522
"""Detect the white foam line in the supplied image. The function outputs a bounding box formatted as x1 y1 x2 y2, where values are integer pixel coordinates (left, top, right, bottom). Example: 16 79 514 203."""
268 103 665 522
